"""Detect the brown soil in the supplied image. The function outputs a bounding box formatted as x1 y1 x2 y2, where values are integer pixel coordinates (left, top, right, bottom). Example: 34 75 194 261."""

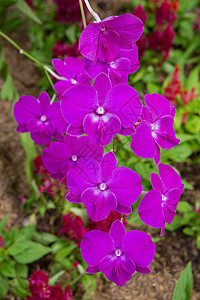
0 4 200 300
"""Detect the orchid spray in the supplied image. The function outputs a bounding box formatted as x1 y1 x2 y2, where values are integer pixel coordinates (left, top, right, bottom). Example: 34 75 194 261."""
0 0 184 287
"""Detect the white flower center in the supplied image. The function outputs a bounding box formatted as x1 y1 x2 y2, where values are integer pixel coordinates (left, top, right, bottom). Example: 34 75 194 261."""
99 183 107 191
71 155 78 162
162 194 167 201
71 78 77 85
40 115 47 122
109 61 117 69
115 249 122 257
151 124 156 130
96 106 105 115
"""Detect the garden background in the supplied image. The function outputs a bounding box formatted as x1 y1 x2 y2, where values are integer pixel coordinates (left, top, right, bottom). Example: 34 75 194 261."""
0 0 200 299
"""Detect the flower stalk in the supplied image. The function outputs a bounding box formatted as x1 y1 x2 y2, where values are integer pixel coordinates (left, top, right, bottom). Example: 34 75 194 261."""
84 0 101 22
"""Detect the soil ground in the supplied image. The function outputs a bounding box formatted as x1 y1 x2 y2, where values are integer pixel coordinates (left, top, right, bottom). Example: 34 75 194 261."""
0 2 200 299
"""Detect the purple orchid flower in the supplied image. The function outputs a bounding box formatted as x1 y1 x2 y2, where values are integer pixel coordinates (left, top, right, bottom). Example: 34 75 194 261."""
42 134 104 179
13 92 68 145
79 13 143 62
81 219 155 286
52 57 91 100
130 93 180 164
61 72 142 146
66 151 142 221
84 44 139 85
138 163 184 235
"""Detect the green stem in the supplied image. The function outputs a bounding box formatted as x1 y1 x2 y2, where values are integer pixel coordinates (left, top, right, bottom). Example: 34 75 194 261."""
79 0 87 28
0 30 54 91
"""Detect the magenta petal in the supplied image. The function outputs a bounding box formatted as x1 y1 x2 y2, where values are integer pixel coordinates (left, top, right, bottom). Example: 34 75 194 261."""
115 204 132 214
109 220 126 248
67 125 85 136
14 96 40 124
158 163 184 192
82 187 117 221
67 158 101 195
74 135 104 163
93 73 112 106
108 14 143 44
83 112 121 146
42 142 71 178
47 102 68 133
16 124 28 133
98 28 121 62
140 106 152 123
151 172 164 192
80 230 115 266
144 94 174 122
138 189 164 228
61 85 98 127
84 58 108 79
131 121 157 159
54 80 72 100
153 143 161 165
66 193 82 203
86 265 99 274
119 126 135 136
27 119 55 145
136 266 151 274
122 230 155 268
104 84 141 128
52 58 71 78
108 58 130 85
38 92 50 114
99 253 136 287
79 22 101 61
108 167 142 206
100 152 117 182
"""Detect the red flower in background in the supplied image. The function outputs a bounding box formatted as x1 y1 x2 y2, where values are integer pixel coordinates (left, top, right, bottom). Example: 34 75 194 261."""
0 236 4 247
27 271 73 300
54 0 87 24
155 0 178 25
133 4 148 24
61 213 86 243
52 40 80 59
193 9 200 32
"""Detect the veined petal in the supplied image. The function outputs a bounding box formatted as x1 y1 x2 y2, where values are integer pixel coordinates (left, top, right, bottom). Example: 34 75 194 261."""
84 58 108 80
99 253 136 287
104 84 141 128
66 193 82 203
14 96 40 124
93 73 112 106
38 92 50 114
54 80 72 100
131 121 157 159
150 172 164 192
98 28 121 62
158 163 184 192
80 230 115 266
109 220 126 249
83 112 121 146
108 167 142 206
100 152 117 182
47 102 68 134
27 119 55 145
67 158 101 195
122 230 155 268
82 187 117 221
61 85 98 127
138 189 164 228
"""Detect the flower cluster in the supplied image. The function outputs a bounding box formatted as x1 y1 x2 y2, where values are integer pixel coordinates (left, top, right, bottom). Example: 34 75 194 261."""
164 65 197 106
27 270 72 300
0 236 4 247
52 40 80 59
14 3 184 287
54 0 87 24
133 0 178 58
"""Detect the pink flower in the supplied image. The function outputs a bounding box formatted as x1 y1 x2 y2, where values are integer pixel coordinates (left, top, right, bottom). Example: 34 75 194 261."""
0 236 4 247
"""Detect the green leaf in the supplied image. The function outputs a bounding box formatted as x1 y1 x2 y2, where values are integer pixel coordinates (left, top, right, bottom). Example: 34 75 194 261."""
15 263 28 278
186 67 200 95
13 241 51 264
196 235 200 249
15 0 42 24
65 25 77 44
183 227 195 236
147 82 161 94
0 275 9 298
185 115 200 134
181 181 194 191
19 132 37 185
0 214 9 234
49 270 65 286
32 232 58 245
7 239 29 256
172 261 193 300
17 225 36 240
0 0 15 7
177 201 193 214
0 260 15 278
11 277 30 298
0 73 18 101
